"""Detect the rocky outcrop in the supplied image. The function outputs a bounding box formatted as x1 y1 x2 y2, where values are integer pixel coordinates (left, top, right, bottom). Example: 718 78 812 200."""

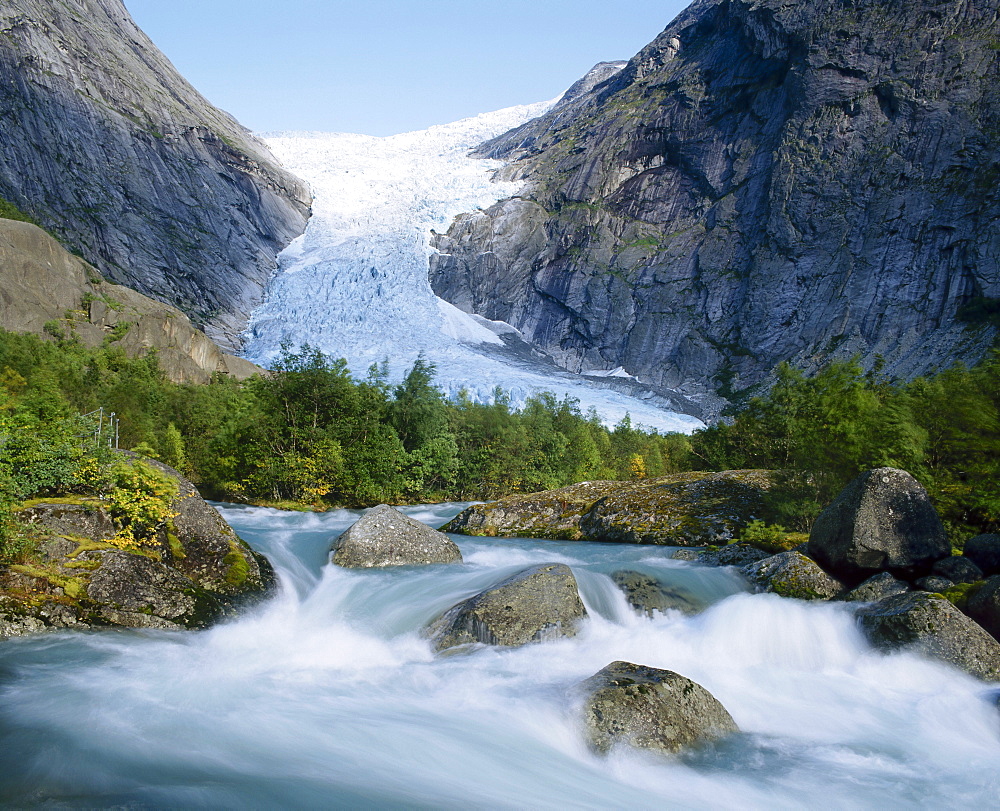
807 469 950 584
444 470 773 545
428 563 586 651
964 535 1000 577
741 551 845 600
856 592 1000 682
841 572 910 603
610 570 705 616
578 661 738 754
431 0 1000 410
331 504 463 569
0 456 274 637
0 0 311 349
0 219 259 383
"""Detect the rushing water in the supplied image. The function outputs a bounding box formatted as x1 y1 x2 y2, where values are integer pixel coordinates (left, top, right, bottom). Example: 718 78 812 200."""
1 503 998 808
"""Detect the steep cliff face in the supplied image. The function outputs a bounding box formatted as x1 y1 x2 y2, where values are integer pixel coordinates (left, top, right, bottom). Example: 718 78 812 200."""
0 0 311 350
0 218 260 384
431 0 1000 404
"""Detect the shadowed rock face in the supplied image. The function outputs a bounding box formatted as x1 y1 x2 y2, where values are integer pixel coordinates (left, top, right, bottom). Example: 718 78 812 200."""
431 0 1000 411
428 563 587 651
579 660 738 755
0 0 311 350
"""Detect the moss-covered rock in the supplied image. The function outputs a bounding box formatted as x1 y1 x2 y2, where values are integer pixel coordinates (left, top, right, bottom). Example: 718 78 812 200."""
445 470 774 546
428 563 586 651
0 456 274 638
740 551 845 600
856 592 1000 682
578 661 739 755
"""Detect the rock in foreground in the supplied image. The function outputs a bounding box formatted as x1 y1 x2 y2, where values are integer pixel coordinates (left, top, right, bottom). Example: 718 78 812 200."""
741 551 845 600
579 661 738 755
445 470 773 546
808 468 950 583
0 458 273 637
331 504 463 568
429 563 586 651
856 592 1000 682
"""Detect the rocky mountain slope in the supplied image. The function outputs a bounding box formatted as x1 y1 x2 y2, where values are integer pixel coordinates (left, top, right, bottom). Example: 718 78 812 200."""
431 0 1000 406
0 218 259 383
0 0 311 350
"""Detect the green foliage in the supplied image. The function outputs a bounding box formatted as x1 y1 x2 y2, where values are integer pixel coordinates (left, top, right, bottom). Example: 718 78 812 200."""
0 195 38 226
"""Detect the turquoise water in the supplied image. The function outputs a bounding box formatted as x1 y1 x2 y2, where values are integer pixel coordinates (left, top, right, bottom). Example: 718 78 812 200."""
0 502 998 808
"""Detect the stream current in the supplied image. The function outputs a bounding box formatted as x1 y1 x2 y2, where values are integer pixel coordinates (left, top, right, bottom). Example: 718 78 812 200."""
1 503 998 807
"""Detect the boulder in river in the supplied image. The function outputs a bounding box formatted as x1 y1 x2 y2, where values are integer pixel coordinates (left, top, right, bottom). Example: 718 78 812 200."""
856 592 1000 681
696 543 772 568
331 504 463 568
840 572 910 603
965 576 1000 642
931 555 984 585
579 661 739 755
610 570 705 616
444 470 774 545
807 468 950 583
741 551 845 600
0 457 274 637
429 563 586 651
964 535 1000 577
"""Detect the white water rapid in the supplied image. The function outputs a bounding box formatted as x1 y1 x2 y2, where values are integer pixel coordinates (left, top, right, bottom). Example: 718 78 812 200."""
241 106 703 434
1 504 998 807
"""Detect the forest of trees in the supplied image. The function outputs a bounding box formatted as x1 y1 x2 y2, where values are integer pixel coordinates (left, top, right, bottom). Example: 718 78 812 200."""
1 326 997 557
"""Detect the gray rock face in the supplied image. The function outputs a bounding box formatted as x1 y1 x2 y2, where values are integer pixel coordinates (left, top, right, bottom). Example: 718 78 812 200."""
331 505 463 569
431 0 999 411
741 551 845 600
966 577 1000 642
579 661 738 754
610 570 704 616
0 0 311 349
915 575 954 593
841 572 910 603
856 592 1000 682
964 535 1000 577
808 469 950 583
429 563 586 651
932 555 985 585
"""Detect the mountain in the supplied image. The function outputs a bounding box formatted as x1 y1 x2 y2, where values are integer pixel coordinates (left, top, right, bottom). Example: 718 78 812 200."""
430 0 1000 407
0 218 259 383
0 0 311 351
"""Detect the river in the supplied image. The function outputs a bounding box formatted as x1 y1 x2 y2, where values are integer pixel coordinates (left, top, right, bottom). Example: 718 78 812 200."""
1 503 998 807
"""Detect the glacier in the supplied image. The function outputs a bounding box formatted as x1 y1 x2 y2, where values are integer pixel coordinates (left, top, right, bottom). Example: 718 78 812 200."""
243 102 704 434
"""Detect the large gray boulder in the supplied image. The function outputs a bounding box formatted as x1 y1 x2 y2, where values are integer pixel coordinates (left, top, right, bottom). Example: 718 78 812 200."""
429 563 586 651
579 661 739 754
610 570 704 616
808 468 950 583
741 551 845 600
964 535 1000 577
965 577 1000 642
856 592 1000 681
331 505 463 569
840 572 910 603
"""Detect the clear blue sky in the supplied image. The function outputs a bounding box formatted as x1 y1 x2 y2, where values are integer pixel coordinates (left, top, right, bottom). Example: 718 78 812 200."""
124 0 691 136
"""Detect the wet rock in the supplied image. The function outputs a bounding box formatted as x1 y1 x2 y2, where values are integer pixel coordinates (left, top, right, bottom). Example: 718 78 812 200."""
856 592 1000 681
964 535 1000 578
915 576 954 593
429 563 586 651
446 470 774 546
331 504 463 569
932 555 984 585
579 661 738 754
808 468 950 583
966 577 1000 642
610 570 704 616
698 544 772 568
671 549 702 562
741 551 845 600
840 572 910 603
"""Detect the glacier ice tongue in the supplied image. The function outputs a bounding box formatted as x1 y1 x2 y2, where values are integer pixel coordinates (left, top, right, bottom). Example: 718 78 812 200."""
244 103 704 434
